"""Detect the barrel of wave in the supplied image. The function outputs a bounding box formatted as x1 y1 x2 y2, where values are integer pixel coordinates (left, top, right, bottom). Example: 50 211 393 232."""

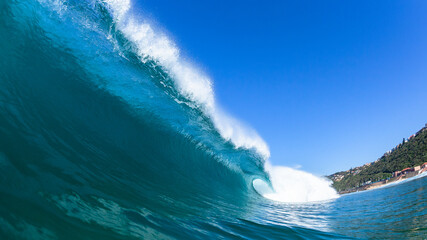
253 163 339 203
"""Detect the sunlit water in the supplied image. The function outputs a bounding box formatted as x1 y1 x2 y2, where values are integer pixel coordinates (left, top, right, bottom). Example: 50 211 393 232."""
0 0 426 239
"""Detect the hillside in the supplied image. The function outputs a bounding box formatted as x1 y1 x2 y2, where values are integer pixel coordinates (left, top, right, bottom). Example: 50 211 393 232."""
328 125 427 192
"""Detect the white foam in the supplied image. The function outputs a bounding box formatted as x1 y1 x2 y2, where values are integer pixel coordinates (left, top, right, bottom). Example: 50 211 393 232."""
255 162 339 203
102 0 270 158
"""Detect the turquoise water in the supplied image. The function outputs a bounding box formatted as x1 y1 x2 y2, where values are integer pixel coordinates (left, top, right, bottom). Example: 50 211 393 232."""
0 0 426 239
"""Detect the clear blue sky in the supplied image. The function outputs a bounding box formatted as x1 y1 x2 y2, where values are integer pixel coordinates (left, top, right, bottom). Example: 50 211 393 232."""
135 0 427 175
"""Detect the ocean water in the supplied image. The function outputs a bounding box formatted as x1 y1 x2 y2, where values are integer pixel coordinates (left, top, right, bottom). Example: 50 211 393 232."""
0 0 426 239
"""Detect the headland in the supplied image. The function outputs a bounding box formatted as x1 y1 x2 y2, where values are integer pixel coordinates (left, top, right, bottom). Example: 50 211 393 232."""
328 124 427 194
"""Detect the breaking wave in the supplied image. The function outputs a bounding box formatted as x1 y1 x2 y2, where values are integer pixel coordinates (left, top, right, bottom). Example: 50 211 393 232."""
100 0 337 203
0 0 358 239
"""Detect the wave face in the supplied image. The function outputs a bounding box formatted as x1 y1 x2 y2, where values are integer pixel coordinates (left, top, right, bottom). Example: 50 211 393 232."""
1 0 425 239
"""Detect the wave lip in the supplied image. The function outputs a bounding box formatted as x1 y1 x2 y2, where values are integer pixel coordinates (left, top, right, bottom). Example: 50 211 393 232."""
101 0 270 159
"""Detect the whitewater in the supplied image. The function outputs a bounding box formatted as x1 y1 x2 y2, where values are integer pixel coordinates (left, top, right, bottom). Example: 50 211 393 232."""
0 0 426 239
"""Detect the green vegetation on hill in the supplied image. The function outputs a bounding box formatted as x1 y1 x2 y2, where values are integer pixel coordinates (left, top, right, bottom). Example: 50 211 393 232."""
328 126 427 192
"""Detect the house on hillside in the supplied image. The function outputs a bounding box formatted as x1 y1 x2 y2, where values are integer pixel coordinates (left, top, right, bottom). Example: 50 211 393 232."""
401 167 414 175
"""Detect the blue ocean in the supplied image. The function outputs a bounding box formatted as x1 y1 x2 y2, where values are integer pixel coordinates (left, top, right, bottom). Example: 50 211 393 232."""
0 0 426 239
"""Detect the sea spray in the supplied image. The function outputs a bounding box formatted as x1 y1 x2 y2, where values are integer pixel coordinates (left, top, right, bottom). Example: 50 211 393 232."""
254 162 339 202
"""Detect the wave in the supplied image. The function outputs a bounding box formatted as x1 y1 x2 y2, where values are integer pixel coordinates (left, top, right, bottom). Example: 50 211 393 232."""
3 1 427 239
0 1 337 225
101 0 338 203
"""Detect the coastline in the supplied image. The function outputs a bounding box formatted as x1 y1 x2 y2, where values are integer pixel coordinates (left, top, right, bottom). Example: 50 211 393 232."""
329 125 427 195
339 167 427 195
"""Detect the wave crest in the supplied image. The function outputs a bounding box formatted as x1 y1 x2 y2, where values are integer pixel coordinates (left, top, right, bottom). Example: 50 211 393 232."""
102 0 270 158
